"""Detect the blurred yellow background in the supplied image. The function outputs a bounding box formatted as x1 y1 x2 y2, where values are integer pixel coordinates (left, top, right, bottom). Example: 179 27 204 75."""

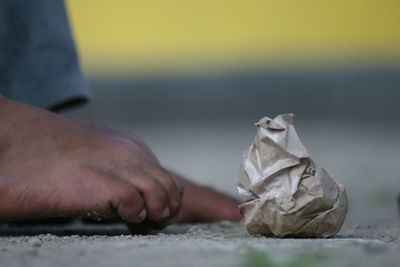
66 0 400 76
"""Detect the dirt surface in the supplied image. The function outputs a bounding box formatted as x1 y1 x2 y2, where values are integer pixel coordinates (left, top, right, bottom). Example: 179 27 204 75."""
0 221 399 267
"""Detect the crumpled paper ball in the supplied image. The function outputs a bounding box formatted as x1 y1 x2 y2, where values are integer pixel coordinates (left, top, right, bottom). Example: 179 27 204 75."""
238 114 348 238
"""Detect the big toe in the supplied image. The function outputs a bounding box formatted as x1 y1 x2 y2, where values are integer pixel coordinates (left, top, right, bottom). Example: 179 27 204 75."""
176 185 243 223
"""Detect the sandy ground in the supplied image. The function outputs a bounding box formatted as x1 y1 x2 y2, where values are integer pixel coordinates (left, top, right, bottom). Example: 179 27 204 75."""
0 222 399 267
1 115 399 266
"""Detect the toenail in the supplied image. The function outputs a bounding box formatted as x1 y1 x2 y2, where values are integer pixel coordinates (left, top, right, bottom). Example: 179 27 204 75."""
161 207 170 218
137 209 147 221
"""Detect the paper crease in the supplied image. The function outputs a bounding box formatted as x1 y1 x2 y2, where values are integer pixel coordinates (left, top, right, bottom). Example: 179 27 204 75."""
238 114 348 238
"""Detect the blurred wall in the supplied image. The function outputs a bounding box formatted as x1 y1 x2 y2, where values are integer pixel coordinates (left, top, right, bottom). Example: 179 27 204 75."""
66 0 400 77
65 0 400 121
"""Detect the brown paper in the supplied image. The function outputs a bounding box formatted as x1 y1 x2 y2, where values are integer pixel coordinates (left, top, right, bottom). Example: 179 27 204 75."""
238 114 348 238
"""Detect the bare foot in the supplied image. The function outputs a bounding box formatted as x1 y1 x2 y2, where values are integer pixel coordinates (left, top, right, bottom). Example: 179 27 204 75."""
87 173 243 228
0 96 182 228
174 175 242 223
128 174 242 233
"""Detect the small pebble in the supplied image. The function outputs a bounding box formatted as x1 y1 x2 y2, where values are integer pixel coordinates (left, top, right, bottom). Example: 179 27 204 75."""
27 237 41 247
187 226 201 233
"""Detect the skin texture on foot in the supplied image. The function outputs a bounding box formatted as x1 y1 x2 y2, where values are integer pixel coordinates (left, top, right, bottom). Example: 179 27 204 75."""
175 176 242 223
0 96 182 228
0 96 241 231
129 175 242 233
